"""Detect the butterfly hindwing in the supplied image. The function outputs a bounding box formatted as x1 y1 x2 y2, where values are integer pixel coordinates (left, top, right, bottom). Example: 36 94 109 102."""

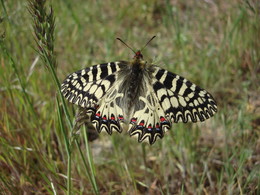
151 66 217 123
91 83 125 134
127 73 171 144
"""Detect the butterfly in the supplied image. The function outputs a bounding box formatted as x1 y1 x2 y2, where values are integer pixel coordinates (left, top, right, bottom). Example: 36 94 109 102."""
61 36 217 145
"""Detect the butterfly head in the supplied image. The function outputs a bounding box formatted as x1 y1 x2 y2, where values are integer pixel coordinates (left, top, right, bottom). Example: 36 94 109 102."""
116 36 156 67
134 50 143 60
132 50 147 68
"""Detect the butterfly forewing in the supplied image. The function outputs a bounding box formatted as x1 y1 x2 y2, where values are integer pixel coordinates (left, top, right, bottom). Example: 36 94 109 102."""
151 66 217 123
61 62 121 108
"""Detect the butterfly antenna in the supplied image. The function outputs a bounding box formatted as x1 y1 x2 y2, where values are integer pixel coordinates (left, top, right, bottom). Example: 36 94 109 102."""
116 38 136 55
140 35 156 52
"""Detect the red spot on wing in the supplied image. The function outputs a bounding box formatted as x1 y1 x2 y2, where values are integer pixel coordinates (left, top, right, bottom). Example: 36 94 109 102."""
131 118 137 122
96 112 101 117
139 122 144 126
160 117 166 122
118 116 124 120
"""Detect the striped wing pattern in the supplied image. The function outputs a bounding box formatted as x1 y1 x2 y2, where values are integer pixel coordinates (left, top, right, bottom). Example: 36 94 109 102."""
128 75 171 144
61 62 119 107
151 66 217 123
61 61 217 145
90 82 125 134
125 65 217 144
61 62 125 133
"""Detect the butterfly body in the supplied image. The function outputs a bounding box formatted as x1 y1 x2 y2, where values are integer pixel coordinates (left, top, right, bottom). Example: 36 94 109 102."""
61 50 217 144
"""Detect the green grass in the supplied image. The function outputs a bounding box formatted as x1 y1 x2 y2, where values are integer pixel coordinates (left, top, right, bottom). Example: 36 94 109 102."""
0 0 259 194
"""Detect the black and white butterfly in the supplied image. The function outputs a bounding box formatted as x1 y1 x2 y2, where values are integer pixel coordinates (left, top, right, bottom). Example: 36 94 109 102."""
61 37 217 145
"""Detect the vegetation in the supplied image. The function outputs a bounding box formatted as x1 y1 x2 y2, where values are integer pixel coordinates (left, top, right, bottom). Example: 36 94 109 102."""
0 0 259 194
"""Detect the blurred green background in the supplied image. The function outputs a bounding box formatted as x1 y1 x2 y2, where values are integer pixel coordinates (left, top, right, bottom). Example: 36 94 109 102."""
0 0 259 194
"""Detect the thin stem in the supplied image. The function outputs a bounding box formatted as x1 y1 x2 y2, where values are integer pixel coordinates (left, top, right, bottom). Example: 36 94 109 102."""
83 126 99 194
28 1 99 194
0 40 37 119
56 97 71 194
